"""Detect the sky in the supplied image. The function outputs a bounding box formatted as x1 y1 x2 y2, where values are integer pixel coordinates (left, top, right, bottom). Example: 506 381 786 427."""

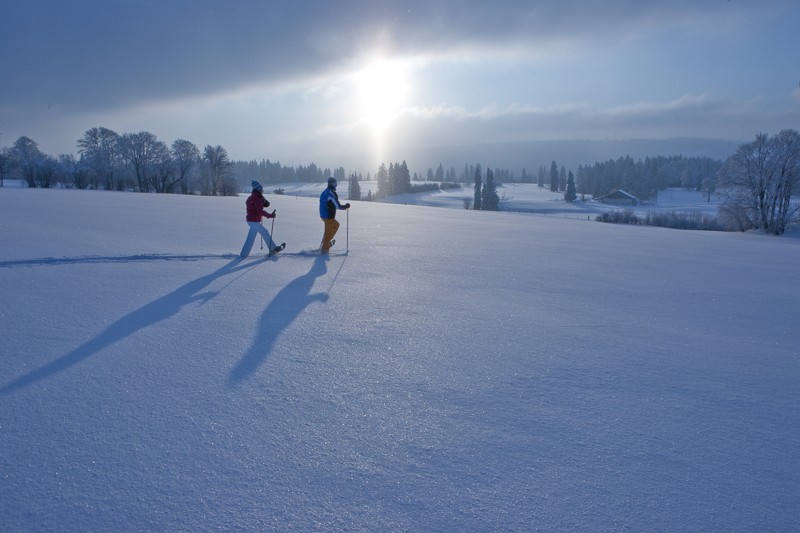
2 0 799 173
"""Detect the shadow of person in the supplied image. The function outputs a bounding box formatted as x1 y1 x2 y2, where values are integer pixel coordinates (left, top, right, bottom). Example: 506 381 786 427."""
0 256 263 395
228 256 330 386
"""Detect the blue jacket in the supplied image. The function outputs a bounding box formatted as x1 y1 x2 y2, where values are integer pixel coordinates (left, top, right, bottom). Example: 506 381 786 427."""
319 186 345 219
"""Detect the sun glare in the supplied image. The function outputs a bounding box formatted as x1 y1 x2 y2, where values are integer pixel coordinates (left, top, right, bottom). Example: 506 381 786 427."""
354 59 409 130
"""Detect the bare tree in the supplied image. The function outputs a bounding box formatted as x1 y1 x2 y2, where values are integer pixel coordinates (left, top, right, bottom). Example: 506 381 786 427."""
202 144 232 196
171 139 200 194
36 156 58 188
58 154 89 189
148 140 175 193
77 127 120 190
770 129 800 233
10 136 43 187
717 129 800 235
118 131 163 192
0 146 12 187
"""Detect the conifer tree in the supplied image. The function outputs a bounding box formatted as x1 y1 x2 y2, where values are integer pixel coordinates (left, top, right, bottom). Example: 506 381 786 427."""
376 163 389 198
482 168 500 210
397 161 411 194
388 163 397 195
348 172 362 201
550 161 559 192
565 171 577 202
473 164 483 210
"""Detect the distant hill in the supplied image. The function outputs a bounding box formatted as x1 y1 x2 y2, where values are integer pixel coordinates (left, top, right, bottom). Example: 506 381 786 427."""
339 138 741 177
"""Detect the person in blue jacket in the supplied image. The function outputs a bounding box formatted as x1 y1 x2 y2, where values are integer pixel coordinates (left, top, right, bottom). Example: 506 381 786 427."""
319 177 350 254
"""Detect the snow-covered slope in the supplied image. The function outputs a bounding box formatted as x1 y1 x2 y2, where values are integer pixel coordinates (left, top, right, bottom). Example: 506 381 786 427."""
1 188 798 531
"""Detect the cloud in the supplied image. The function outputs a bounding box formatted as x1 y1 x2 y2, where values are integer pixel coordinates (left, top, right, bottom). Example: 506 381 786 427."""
304 92 787 164
2 0 797 162
0 0 776 110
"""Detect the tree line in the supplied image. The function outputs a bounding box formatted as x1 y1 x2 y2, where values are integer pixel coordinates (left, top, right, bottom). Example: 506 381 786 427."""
0 128 240 195
2 127 797 232
339 161 500 211
232 159 344 187
582 130 800 235
574 155 724 201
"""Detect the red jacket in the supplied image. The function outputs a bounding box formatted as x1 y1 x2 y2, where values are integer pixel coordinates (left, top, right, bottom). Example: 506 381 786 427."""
245 191 274 222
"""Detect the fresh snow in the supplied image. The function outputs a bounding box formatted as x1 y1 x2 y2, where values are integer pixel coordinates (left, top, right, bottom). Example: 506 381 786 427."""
1 187 798 532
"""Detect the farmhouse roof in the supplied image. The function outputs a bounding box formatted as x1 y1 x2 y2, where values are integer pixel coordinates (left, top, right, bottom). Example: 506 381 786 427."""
596 189 640 202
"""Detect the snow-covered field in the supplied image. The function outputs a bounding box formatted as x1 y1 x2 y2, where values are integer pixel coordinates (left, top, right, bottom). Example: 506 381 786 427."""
1 187 798 531
273 181 722 219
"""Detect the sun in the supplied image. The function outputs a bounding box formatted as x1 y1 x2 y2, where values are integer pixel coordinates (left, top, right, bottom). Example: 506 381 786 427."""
353 59 409 130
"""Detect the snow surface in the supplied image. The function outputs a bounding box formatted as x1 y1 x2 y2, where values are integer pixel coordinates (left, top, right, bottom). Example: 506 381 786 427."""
1 187 798 532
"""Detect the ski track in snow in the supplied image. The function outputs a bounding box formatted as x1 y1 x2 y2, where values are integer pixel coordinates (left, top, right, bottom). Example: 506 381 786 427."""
1 187 799 532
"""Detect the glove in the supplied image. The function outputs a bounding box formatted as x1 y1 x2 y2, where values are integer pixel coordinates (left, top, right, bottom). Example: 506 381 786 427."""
266 210 276 219
344 203 351 209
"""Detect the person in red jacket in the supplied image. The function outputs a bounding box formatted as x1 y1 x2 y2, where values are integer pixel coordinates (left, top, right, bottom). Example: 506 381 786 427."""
240 181 285 257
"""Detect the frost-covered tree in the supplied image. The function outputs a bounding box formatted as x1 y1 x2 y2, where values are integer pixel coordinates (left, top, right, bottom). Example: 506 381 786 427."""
58 153 89 189
717 129 800 234
202 144 233 196
77 127 119 190
0 146 12 187
10 136 43 188
171 139 200 194
149 140 176 193
118 131 163 192
36 155 58 188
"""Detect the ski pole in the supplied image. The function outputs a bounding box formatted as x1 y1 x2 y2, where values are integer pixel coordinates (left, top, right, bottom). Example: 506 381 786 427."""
270 213 276 249
346 207 349 253
260 221 263 250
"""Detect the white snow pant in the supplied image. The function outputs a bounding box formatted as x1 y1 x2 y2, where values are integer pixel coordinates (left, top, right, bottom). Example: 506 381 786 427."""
240 221 276 257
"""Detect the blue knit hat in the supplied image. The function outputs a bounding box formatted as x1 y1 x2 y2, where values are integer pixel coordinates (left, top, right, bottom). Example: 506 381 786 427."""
251 180 263 192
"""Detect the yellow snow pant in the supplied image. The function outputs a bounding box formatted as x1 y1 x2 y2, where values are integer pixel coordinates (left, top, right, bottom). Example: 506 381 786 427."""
320 218 340 254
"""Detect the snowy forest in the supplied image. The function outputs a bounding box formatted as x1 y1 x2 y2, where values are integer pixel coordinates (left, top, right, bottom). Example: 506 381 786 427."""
0 127 720 196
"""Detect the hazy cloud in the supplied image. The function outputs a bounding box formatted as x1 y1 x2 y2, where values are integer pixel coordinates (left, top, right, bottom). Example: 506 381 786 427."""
1 0 798 167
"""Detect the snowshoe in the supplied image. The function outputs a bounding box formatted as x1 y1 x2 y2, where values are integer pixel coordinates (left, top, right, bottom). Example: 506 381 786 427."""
269 243 286 256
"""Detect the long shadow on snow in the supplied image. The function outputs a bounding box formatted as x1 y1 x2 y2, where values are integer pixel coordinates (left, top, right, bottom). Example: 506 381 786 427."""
228 256 332 386
0 255 263 395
